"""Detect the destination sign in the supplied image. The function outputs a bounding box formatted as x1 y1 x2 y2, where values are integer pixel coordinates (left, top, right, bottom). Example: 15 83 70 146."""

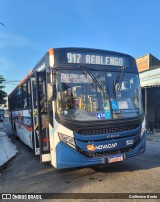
59 51 130 67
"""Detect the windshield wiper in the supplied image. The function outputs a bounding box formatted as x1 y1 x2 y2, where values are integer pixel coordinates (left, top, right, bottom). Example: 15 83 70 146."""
79 64 104 92
114 66 126 93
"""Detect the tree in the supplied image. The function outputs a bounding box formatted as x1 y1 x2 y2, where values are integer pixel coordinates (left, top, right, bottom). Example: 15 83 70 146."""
0 75 7 106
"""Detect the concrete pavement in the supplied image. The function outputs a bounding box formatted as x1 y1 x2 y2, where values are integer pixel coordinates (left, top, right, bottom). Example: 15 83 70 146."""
0 123 17 170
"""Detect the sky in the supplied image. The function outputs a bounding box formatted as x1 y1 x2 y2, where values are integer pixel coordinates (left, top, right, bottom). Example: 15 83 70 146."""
1 0 160 94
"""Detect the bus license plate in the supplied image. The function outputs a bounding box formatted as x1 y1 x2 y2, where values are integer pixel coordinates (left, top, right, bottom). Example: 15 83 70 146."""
108 155 124 163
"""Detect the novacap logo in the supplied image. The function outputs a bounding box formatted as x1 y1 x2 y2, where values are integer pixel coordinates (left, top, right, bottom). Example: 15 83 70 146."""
87 143 117 151
87 145 96 151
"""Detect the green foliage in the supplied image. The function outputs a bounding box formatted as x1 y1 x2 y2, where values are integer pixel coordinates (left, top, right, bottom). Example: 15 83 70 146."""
0 75 7 106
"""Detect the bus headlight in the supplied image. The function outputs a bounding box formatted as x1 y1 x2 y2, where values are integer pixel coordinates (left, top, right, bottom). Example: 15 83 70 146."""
58 133 76 149
141 118 146 138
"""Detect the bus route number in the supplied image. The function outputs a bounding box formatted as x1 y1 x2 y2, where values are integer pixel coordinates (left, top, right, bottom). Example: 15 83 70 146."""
67 53 81 63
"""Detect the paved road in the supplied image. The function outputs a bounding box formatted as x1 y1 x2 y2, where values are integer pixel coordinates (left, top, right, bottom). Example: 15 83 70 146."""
0 119 160 202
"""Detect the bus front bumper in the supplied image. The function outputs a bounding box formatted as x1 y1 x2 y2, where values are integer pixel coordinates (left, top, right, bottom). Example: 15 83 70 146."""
56 133 146 169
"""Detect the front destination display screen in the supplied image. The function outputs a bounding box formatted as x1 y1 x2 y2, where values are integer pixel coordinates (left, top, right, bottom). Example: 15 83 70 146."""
59 50 131 67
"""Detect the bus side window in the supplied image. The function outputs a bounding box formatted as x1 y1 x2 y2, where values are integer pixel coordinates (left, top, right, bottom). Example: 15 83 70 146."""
22 83 27 109
27 80 31 108
14 87 22 110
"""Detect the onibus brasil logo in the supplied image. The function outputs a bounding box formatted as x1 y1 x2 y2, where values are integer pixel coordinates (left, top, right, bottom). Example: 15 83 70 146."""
87 143 117 151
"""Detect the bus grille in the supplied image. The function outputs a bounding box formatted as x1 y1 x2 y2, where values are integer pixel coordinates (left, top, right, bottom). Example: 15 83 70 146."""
77 124 140 135
77 144 137 159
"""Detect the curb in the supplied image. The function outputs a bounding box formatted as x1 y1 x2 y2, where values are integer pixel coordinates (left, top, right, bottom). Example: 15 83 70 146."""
146 134 160 143
0 152 18 171
0 131 18 171
146 138 160 143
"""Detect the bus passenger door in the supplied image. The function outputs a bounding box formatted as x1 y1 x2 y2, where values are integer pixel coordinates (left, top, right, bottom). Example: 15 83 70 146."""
31 78 40 155
31 72 51 162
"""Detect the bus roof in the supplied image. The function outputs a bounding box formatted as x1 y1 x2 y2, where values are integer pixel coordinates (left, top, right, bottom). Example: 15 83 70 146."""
54 47 134 58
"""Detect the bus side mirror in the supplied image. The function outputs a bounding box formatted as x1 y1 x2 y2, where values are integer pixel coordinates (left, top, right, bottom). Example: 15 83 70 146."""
53 84 57 101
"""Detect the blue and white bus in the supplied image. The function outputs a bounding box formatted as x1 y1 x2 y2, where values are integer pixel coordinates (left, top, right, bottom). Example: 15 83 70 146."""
9 48 146 168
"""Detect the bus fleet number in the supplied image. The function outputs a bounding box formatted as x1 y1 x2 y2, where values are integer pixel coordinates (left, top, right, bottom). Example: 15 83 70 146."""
67 53 81 63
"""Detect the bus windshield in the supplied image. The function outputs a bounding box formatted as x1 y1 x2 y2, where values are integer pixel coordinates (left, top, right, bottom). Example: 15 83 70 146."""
55 69 142 121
